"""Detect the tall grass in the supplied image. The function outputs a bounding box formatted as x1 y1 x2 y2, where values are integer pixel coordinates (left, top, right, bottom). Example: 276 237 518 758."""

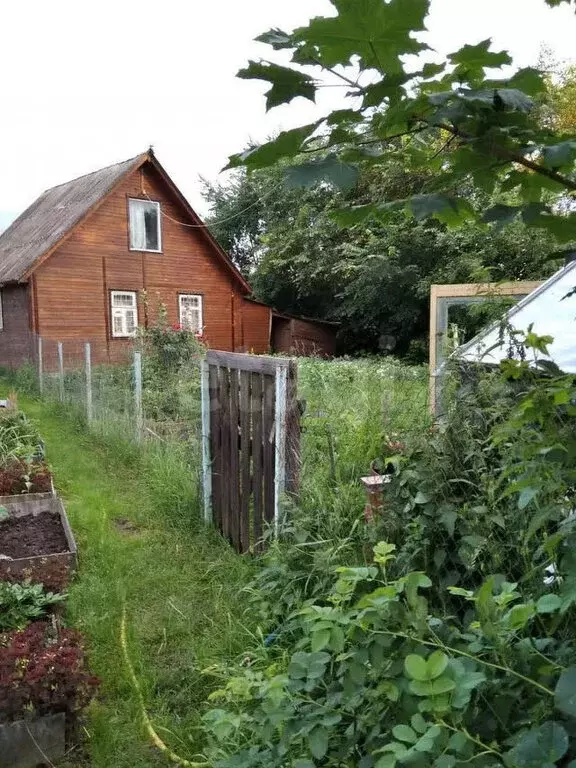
295 356 430 540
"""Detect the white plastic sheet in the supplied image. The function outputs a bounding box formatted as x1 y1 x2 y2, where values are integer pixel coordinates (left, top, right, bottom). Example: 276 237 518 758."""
457 261 576 373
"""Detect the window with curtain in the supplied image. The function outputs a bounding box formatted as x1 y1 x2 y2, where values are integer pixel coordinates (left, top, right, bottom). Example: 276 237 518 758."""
128 199 161 251
179 294 203 333
111 291 138 337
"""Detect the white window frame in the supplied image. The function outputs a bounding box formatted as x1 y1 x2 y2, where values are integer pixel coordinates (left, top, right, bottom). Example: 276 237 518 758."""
0 290 3 331
128 198 162 253
110 290 138 338
179 294 203 333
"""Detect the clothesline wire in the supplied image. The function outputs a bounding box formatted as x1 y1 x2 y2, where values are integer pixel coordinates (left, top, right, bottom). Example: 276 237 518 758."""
141 178 285 229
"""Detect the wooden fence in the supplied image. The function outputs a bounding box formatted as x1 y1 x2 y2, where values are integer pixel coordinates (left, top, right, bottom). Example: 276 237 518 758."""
201 351 300 553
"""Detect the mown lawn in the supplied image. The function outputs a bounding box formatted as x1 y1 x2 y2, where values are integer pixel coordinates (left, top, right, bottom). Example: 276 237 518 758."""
5 391 254 767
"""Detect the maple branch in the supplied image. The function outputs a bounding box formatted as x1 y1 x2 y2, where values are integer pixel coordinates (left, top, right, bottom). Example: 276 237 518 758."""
433 121 576 193
298 126 425 155
308 55 365 91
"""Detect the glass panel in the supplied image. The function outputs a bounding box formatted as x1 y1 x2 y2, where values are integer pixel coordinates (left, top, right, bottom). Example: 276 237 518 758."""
125 310 136 335
181 308 199 332
112 313 124 336
129 200 147 250
144 207 159 251
112 293 135 308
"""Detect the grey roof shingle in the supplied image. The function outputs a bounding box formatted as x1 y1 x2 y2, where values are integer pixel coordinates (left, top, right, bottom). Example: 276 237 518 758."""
0 153 146 284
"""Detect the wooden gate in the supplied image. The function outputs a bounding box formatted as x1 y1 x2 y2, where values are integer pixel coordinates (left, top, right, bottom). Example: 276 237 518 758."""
201 351 300 553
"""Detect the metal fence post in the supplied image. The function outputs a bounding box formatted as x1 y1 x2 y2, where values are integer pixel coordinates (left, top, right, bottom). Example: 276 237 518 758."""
85 343 93 424
273 365 288 536
38 337 44 396
200 359 212 523
134 351 143 443
57 342 64 402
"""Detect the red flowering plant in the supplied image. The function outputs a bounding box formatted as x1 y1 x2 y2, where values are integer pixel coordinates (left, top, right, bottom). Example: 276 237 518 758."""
0 622 99 724
138 302 207 421
0 459 52 496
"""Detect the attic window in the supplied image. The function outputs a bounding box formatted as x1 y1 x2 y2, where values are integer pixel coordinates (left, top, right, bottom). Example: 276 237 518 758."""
111 291 138 338
129 199 161 252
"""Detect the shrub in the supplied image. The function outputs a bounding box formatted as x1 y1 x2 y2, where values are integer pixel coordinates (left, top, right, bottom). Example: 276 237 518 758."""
0 622 99 724
199 332 576 766
0 581 66 632
139 305 205 422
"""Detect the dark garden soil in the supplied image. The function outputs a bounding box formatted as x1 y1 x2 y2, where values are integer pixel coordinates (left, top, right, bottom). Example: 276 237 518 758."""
0 512 68 558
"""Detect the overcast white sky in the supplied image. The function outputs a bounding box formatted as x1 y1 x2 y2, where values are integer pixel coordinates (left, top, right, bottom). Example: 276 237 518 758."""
0 0 575 228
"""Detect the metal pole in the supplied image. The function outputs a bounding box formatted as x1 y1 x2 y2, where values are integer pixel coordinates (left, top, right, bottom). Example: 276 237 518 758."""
200 359 212 523
134 351 143 443
85 343 93 424
57 342 64 402
38 337 43 396
273 365 288 536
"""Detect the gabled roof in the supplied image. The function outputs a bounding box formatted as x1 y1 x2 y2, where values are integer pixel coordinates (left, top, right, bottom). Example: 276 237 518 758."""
455 259 576 373
0 150 250 292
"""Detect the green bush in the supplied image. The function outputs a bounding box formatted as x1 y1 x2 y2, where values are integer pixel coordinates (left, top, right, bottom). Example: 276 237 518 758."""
199 333 576 767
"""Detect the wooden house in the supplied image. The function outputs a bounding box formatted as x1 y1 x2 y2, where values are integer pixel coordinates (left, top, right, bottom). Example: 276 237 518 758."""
0 150 336 367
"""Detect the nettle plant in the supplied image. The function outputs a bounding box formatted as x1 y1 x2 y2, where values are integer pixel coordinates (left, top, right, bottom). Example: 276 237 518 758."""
200 333 576 766
202 541 576 767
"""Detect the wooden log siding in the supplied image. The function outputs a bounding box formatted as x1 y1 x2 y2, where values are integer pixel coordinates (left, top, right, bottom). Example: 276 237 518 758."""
206 351 300 553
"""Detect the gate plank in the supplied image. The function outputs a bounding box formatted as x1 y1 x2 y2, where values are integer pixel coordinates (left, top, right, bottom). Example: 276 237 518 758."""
239 370 251 553
207 350 290 376
208 365 222 530
251 372 263 550
286 360 301 496
218 365 231 542
262 374 276 524
229 367 241 551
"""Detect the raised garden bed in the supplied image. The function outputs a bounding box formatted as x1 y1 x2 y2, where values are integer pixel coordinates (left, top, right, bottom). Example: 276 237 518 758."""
0 493 77 591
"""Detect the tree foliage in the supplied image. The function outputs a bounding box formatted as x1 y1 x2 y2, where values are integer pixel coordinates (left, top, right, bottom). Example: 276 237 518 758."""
227 0 576 246
540 53 576 135
205 162 556 357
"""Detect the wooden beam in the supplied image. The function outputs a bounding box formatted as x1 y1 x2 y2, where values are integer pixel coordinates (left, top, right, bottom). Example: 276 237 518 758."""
431 281 542 299
207 350 291 376
429 280 544 413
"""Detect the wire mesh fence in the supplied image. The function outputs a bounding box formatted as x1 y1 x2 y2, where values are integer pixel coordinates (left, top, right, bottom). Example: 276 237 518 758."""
8 335 430 536
38 337 140 443
29 333 204 523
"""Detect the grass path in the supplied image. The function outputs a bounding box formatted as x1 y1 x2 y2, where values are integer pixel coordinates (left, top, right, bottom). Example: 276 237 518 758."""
8 393 253 767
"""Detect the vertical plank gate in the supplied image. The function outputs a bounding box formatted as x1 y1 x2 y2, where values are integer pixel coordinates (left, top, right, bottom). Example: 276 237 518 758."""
201 351 299 553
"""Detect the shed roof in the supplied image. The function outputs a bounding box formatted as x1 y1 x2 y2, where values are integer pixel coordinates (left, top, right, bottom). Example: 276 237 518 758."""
0 154 145 284
455 260 576 373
